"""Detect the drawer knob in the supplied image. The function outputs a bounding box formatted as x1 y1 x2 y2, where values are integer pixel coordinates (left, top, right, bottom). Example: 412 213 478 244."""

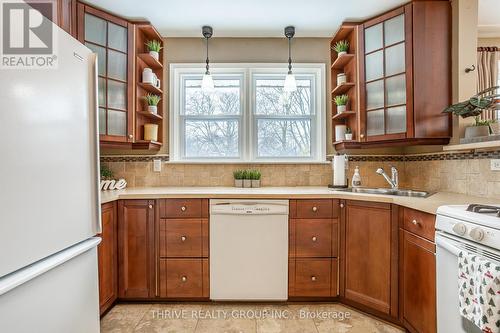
312 206 318 212
181 236 187 242
340 203 344 208
311 276 317 282
181 206 187 212
181 276 188 282
412 219 419 226
312 236 317 242
148 204 153 209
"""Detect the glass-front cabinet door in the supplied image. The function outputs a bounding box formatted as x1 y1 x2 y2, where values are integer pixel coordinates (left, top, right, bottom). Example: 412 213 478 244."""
77 4 133 144
362 9 410 141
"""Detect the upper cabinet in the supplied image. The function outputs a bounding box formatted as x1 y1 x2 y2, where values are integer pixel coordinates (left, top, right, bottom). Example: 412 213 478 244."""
332 1 452 151
76 2 164 151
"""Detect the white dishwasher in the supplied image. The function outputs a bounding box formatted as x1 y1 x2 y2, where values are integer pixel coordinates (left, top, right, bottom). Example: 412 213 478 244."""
210 199 289 301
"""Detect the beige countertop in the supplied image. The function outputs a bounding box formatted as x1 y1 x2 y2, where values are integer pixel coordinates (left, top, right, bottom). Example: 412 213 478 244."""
100 186 498 215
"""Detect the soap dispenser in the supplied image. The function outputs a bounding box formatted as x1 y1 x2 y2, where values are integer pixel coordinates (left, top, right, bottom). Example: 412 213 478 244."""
352 166 362 188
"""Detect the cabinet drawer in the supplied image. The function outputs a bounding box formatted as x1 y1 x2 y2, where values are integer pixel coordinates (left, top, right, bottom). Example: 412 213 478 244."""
159 199 207 219
293 259 332 297
159 259 208 298
402 208 435 241
293 200 337 219
294 219 333 257
159 219 208 258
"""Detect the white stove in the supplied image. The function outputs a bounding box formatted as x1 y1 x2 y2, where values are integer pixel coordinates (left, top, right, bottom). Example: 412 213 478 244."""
436 204 500 333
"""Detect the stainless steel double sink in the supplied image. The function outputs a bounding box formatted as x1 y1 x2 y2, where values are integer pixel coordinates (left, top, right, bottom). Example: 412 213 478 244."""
334 187 433 198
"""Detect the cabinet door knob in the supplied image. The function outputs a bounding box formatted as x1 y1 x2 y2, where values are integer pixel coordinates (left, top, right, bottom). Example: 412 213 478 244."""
412 219 419 226
312 236 317 242
181 206 187 212
340 203 344 208
181 236 187 242
148 204 153 209
360 134 365 139
128 134 133 139
181 276 188 282
312 206 318 212
311 276 317 282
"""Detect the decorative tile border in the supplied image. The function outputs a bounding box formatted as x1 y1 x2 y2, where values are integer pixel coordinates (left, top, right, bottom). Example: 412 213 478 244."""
101 150 500 163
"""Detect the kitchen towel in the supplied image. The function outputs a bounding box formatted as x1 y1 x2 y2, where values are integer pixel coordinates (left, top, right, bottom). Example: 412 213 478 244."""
458 251 500 333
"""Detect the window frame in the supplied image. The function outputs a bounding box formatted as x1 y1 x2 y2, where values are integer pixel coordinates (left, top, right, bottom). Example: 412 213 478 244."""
170 63 326 163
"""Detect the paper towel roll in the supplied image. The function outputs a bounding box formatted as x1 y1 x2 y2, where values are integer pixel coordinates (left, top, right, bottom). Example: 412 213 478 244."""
333 154 347 186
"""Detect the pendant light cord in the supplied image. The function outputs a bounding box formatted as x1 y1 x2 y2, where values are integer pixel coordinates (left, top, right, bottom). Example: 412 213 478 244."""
287 37 292 74
205 37 210 75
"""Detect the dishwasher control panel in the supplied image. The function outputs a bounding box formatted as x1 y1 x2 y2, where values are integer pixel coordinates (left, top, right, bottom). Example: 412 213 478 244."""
210 200 289 216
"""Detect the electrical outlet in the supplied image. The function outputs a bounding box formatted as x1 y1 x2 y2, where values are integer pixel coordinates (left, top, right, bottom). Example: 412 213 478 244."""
491 159 500 171
153 159 162 172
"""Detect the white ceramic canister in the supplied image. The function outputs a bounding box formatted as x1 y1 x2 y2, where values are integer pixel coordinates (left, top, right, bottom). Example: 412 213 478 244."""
142 68 154 84
335 125 347 142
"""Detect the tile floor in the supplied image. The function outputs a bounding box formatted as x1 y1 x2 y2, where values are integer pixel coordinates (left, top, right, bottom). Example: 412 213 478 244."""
101 303 404 333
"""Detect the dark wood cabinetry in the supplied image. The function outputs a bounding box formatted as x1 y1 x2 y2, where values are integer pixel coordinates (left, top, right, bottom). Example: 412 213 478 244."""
399 208 436 333
340 200 398 319
117 199 156 299
98 202 117 315
289 200 339 298
332 1 451 151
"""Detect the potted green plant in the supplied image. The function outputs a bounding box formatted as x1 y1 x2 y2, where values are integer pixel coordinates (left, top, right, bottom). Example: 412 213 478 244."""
443 86 499 139
465 116 494 139
334 94 349 113
144 93 161 114
250 170 262 188
233 170 244 188
242 170 252 188
332 40 349 57
345 127 353 141
145 40 163 61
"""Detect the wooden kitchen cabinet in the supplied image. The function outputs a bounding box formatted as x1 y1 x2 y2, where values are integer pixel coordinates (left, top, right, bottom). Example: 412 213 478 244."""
98 201 117 315
289 200 339 298
340 200 398 319
399 208 436 333
117 199 156 299
332 1 451 151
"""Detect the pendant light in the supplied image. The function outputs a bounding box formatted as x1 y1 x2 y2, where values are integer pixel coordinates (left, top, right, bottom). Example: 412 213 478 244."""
283 26 297 93
201 26 214 93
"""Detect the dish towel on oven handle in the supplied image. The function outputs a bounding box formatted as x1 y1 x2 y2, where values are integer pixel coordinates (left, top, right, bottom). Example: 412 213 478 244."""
458 251 500 333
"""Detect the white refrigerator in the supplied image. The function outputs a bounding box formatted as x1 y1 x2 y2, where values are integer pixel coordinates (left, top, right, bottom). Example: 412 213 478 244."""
0 8 102 333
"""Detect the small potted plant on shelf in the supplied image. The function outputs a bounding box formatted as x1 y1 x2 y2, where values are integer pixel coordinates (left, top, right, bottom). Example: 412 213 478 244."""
332 40 349 57
465 116 494 139
145 40 163 61
345 127 353 141
233 170 244 188
250 170 261 188
144 93 161 115
334 94 349 113
242 170 252 188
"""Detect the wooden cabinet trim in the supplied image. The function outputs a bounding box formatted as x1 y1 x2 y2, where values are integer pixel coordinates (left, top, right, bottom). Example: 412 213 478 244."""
98 201 117 315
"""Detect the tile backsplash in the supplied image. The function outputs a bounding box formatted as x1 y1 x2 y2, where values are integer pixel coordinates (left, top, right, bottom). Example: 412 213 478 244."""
101 151 500 199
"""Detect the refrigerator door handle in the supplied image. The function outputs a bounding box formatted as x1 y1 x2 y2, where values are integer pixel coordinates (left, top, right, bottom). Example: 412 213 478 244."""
90 53 102 234
0 237 101 297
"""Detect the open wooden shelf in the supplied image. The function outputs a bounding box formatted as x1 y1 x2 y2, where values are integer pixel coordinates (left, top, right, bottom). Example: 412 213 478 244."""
331 54 355 70
137 53 163 69
443 140 500 151
137 111 163 120
138 82 163 94
332 111 356 120
132 140 162 150
331 82 355 95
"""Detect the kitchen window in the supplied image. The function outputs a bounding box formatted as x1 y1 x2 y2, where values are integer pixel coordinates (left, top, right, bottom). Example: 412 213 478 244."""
170 64 325 162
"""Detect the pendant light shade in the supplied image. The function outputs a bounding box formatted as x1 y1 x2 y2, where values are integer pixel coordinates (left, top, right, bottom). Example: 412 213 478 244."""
284 26 297 93
201 26 214 93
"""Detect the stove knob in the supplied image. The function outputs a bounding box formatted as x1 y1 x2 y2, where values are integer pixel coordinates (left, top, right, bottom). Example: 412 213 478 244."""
452 223 467 236
469 227 485 242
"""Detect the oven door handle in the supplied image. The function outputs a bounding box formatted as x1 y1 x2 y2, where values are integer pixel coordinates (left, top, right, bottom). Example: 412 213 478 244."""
436 233 462 257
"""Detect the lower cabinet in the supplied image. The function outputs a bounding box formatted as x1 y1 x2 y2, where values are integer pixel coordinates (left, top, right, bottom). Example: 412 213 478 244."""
98 202 118 315
399 208 436 333
341 200 398 318
288 199 339 298
117 199 156 299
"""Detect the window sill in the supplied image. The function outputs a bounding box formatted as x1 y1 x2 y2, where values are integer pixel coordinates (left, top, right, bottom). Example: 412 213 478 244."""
166 160 331 165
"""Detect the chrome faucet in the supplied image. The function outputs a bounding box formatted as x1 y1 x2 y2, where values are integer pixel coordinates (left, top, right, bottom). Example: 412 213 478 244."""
376 167 399 189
